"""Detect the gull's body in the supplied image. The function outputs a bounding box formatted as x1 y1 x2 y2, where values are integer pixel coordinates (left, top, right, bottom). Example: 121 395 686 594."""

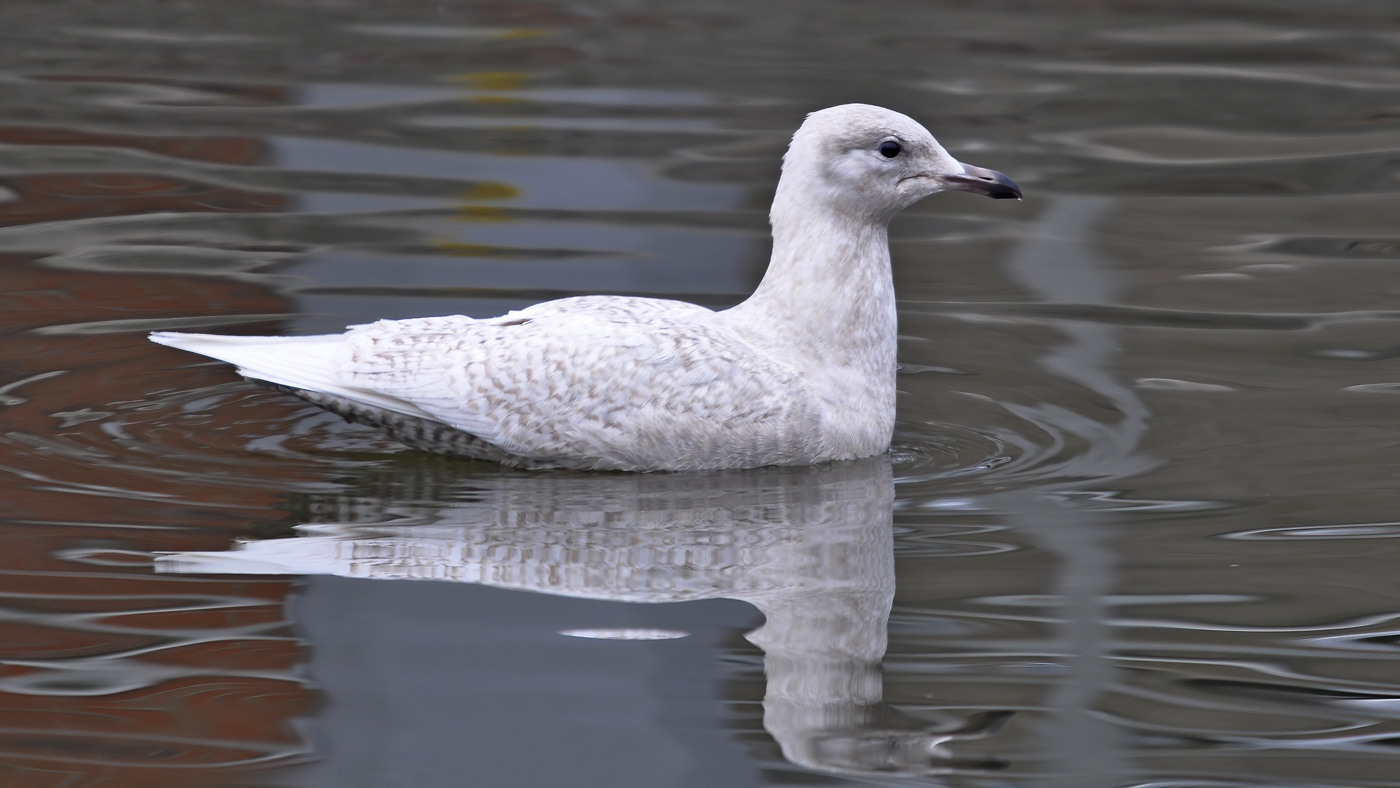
151 104 1020 471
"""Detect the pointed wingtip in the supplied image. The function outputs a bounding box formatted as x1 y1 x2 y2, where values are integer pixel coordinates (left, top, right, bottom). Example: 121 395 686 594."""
149 331 209 348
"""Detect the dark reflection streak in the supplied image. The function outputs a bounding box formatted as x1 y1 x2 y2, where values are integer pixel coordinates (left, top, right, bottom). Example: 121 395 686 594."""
999 195 1153 788
899 302 1400 331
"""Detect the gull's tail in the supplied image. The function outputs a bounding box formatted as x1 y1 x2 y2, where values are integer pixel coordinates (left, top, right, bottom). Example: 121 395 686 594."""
149 331 433 421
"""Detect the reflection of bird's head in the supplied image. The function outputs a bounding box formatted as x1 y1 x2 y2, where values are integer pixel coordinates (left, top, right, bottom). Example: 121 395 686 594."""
770 709 1014 778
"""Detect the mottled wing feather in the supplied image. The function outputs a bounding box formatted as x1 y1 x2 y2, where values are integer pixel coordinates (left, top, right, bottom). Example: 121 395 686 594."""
338 297 820 470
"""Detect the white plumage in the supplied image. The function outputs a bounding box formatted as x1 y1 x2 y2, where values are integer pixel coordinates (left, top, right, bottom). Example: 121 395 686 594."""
151 104 1020 471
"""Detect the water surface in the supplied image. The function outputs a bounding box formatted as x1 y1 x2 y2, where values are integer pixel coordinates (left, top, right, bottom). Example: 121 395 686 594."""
1 1 1399 786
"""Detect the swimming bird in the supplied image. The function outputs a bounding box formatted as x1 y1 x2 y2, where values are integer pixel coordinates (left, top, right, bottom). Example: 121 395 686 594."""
151 104 1020 471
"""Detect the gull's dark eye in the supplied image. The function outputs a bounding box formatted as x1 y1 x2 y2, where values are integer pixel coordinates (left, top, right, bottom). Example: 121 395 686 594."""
878 140 901 158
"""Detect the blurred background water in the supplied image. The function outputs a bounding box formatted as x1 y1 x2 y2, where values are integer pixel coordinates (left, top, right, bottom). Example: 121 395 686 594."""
1 1 1399 786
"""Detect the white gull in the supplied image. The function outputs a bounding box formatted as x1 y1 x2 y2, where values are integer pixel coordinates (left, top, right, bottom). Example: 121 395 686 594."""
151 104 1020 471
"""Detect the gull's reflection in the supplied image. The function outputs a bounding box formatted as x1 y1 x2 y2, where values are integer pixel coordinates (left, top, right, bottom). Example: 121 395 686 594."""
158 456 1007 777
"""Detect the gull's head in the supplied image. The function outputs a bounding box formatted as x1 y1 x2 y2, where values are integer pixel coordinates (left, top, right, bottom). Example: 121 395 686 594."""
779 104 1020 223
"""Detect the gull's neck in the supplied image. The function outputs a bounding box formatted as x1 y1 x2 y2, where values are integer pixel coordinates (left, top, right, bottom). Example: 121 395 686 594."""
722 181 898 379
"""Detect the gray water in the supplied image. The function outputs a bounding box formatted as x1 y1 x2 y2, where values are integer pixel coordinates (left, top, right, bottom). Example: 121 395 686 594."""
1 2 1398 786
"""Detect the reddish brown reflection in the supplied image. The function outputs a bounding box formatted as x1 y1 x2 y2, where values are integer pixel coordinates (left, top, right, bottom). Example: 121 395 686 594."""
0 174 284 226
0 127 269 166
0 110 318 784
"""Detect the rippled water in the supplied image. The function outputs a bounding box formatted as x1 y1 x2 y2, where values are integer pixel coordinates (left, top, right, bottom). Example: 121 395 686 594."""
2 2 1399 786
